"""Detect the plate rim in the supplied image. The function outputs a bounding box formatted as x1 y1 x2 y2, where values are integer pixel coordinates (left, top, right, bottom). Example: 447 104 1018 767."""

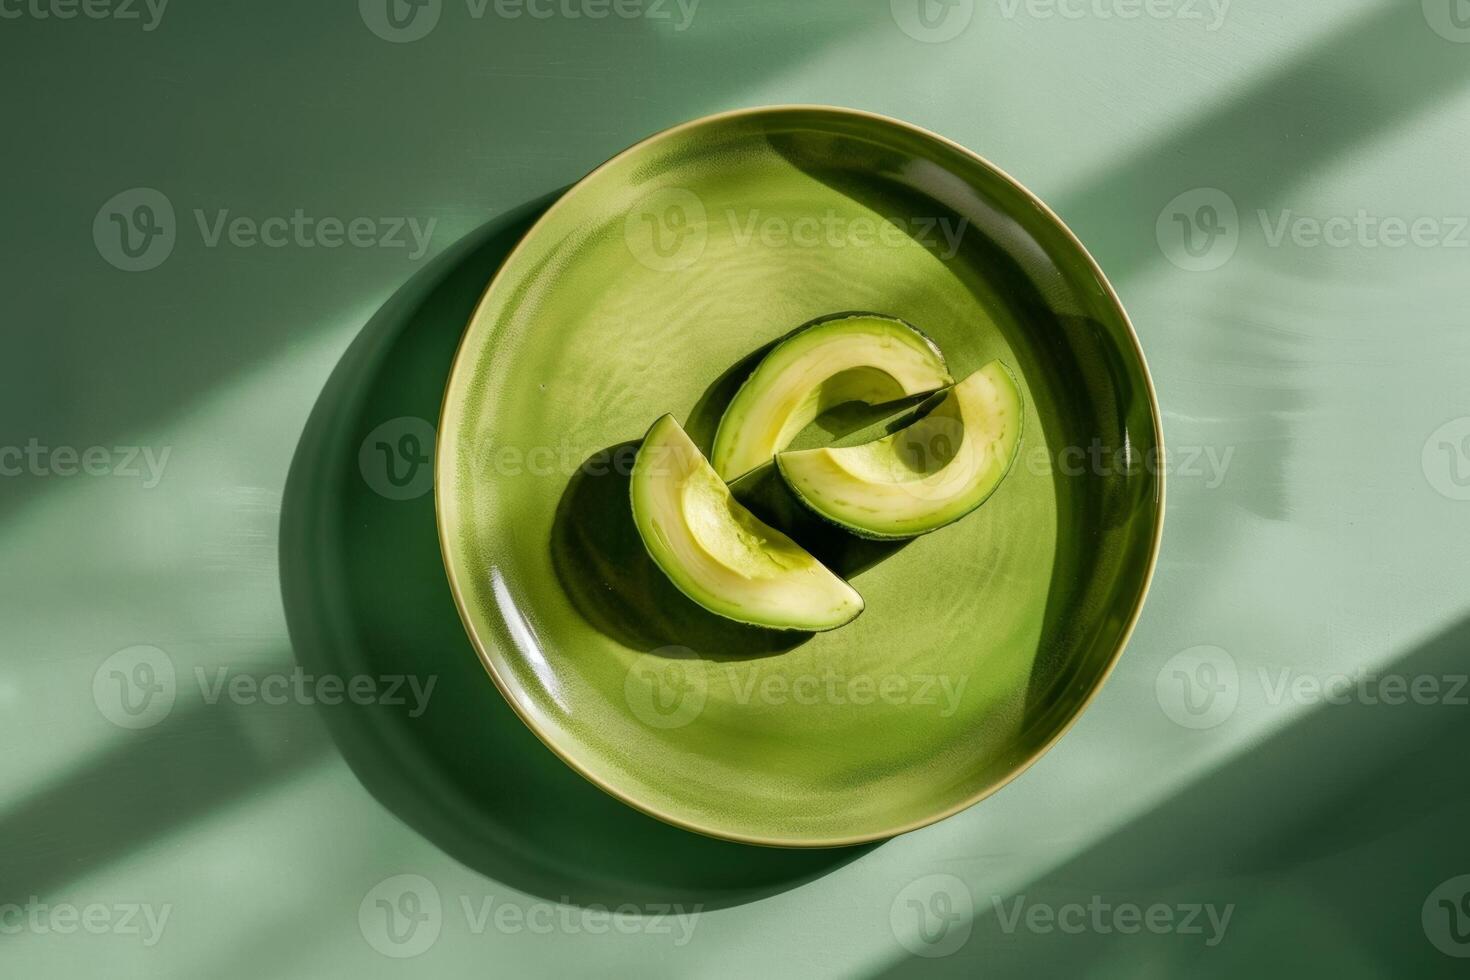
433 103 1167 848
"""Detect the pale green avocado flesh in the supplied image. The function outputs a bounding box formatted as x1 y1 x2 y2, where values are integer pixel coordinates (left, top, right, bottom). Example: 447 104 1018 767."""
630 415 864 631
775 361 1023 539
710 313 952 481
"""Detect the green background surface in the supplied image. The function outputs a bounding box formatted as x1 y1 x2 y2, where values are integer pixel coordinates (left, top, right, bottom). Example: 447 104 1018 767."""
3 1 1469 976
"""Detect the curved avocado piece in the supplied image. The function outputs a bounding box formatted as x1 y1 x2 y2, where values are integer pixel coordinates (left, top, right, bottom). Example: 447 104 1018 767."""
630 415 864 631
710 313 952 481
775 361 1023 540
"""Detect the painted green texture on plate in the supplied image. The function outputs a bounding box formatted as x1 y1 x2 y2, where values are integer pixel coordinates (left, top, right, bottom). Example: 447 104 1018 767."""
438 107 1162 846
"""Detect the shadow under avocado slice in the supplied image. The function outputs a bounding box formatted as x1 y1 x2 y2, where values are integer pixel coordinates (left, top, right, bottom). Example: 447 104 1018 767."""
630 415 863 632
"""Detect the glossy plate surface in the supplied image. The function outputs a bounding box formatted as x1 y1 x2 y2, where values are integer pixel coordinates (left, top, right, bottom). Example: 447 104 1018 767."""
437 106 1163 847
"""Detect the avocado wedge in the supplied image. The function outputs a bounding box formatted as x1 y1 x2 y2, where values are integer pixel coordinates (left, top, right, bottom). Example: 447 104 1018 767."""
630 415 864 631
710 313 952 481
775 361 1023 540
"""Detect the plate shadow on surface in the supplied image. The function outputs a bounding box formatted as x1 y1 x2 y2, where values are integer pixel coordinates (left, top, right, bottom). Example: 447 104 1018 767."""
279 199 871 909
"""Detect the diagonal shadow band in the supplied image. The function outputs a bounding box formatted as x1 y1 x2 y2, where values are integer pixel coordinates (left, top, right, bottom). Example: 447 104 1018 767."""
0 0 883 529
278 199 869 909
11 1 1452 924
1054 3 1470 285
869 612 1470 978
0 693 331 910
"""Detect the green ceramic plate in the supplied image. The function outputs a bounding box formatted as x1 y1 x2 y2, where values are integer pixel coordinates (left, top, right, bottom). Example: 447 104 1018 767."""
437 106 1163 847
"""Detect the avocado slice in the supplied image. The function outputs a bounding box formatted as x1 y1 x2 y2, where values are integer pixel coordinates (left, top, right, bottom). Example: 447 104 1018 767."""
775 361 1023 540
710 313 952 481
630 414 864 631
